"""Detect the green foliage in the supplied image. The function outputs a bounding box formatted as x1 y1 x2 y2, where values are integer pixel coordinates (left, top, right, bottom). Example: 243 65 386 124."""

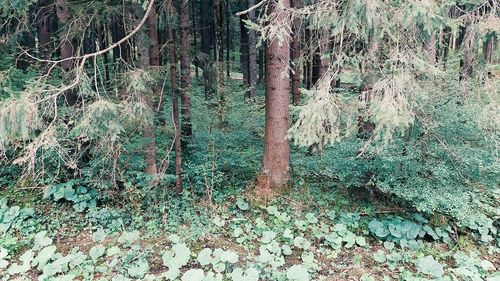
368 215 452 249
416 255 445 278
43 179 98 212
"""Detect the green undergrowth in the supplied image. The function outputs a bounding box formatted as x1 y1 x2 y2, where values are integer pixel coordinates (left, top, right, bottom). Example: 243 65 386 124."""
1 74 499 280
0 183 499 280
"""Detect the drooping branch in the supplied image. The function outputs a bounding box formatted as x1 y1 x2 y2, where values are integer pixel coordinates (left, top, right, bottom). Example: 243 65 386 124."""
23 0 155 67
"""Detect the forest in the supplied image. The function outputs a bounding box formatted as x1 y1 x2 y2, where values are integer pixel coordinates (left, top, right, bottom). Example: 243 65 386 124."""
0 0 499 280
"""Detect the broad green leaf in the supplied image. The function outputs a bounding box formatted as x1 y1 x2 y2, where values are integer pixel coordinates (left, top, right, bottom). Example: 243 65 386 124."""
197 248 213 266
236 198 249 211
286 264 310 281
416 256 444 278
34 245 57 269
127 259 149 279
92 228 107 243
89 245 105 261
181 269 205 281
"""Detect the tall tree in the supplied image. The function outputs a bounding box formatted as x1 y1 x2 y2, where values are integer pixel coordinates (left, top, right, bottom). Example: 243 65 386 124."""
55 0 73 72
239 9 250 98
167 3 183 194
146 6 160 67
180 0 193 139
36 0 52 61
317 28 330 79
200 0 215 98
247 0 258 99
225 0 231 77
290 0 302 105
258 0 291 192
134 4 158 175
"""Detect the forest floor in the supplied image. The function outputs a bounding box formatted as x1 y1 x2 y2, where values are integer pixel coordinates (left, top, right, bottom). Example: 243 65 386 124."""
0 80 499 280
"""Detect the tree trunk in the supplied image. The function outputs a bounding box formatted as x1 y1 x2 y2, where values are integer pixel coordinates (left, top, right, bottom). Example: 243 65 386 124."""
167 4 183 194
247 0 258 99
55 0 74 72
427 31 436 65
191 0 199 78
201 0 215 98
304 28 313 89
226 0 231 78
100 26 110 82
134 4 158 175
258 0 291 192
290 0 302 105
55 0 79 106
484 34 495 64
147 7 160 67
258 45 265 83
180 0 193 139
317 28 330 80
240 12 250 99
36 0 52 61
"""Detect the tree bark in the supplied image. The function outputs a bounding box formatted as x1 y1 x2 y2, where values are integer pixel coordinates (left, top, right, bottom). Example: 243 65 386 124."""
290 0 302 105
247 0 258 99
258 45 265 83
167 4 183 194
36 0 52 61
55 0 74 72
201 0 215 98
226 0 231 78
484 34 495 64
147 7 160 67
134 4 158 175
304 28 313 89
317 28 330 80
240 11 250 99
180 0 193 139
55 0 79 106
259 0 291 191
191 0 199 78
427 31 436 65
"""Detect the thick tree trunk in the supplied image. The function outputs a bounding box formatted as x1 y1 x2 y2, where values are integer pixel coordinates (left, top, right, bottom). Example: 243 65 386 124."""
134 4 158 175
317 28 330 80
167 6 183 194
247 0 258 99
147 7 160 67
55 0 74 72
259 0 291 192
36 0 52 61
180 0 193 139
290 0 302 105
55 0 79 106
